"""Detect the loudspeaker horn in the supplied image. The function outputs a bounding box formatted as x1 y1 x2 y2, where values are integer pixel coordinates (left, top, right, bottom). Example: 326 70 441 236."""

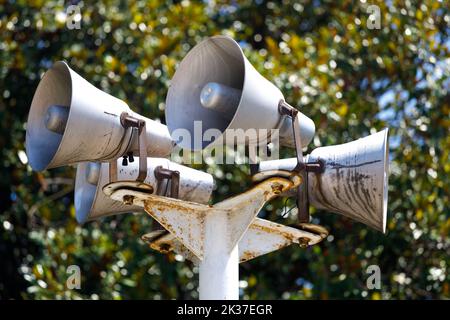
256 129 389 233
165 35 315 151
75 157 214 223
26 61 174 171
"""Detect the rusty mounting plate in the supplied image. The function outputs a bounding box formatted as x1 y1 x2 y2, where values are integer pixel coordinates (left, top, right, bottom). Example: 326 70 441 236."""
106 173 328 263
141 230 200 264
141 218 327 263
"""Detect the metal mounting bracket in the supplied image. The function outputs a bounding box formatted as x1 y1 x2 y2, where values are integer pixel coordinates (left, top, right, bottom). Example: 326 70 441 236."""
104 173 327 262
109 112 147 183
278 100 325 223
141 218 328 265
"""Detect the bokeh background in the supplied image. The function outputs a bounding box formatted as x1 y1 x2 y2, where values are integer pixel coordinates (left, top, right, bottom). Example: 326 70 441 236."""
0 0 449 299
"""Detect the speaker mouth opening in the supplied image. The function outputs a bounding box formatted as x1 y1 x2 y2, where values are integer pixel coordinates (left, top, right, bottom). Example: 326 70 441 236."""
381 128 389 234
165 36 246 150
74 162 97 224
26 61 72 171
75 162 146 224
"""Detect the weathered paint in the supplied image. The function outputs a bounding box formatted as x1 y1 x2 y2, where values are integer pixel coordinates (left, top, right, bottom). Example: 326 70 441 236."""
307 129 389 233
26 61 174 171
141 218 327 264
239 218 326 262
107 173 328 300
255 129 389 233
141 230 200 264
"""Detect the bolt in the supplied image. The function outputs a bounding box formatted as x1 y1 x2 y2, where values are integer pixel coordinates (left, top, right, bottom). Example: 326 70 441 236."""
123 195 135 205
298 237 310 248
272 184 283 195
159 243 171 253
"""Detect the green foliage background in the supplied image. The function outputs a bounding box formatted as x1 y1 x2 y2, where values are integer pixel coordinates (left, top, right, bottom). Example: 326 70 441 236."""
0 0 449 299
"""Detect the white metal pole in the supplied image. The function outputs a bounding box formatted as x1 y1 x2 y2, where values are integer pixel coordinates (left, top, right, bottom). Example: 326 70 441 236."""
199 213 239 300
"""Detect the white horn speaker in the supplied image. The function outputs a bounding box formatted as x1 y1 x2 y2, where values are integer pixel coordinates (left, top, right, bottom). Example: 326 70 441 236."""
165 35 315 150
26 61 174 171
256 129 389 233
75 158 214 223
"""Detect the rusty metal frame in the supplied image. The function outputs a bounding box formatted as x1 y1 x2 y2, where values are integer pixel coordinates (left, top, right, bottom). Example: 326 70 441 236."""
142 218 327 264
105 172 327 261
104 170 328 299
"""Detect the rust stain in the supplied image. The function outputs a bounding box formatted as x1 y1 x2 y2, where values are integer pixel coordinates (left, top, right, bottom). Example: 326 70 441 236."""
351 169 373 218
240 251 257 262
228 177 294 204
314 158 383 226
141 230 168 243
158 243 172 253
295 223 328 240
298 237 310 248
271 184 283 195
329 159 382 169
145 199 195 214
143 201 205 257
122 195 135 205
251 223 299 243
314 172 343 212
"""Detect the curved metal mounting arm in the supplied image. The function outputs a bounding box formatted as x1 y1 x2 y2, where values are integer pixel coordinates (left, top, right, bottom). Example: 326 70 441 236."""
141 218 328 265
154 166 180 199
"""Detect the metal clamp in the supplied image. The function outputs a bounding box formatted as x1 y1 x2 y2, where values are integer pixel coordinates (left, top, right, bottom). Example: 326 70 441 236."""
109 112 148 183
154 166 180 199
278 100 325 223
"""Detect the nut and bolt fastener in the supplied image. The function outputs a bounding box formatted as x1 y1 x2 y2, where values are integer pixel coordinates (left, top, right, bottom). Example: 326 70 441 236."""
298 237 310 248
123 195 135 205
